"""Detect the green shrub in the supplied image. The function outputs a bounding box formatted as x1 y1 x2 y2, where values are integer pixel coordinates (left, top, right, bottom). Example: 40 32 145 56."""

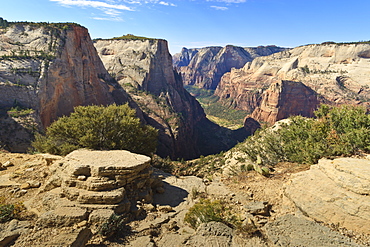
32 104 158 156
100 214 127 238
240 104 370 165
184 199 226 229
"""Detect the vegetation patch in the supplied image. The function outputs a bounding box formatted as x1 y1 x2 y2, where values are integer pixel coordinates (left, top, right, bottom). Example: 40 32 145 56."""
32 104 158 156
185 85 246 128
7 107 34 118
238 104 370 165
95 34 157 41
184 199 231 229
0 197 26 223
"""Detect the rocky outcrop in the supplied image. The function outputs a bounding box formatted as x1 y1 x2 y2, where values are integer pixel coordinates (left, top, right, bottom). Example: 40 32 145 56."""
249 80 320 124
94 38 247 159
284 157 370 235
175 45 286 90
216 43 370 124
37 149 161 214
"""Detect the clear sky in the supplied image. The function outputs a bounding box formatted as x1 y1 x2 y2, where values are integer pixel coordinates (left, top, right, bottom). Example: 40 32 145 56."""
2 0 370 54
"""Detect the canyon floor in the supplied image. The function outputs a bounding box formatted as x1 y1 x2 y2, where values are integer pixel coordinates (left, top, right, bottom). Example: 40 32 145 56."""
0 151 369 247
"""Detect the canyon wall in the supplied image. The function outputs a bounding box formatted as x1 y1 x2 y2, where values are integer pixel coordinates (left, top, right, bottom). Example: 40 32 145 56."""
216 43 370 124
94 37 245 159
0 22 130 127
0 22 134 151
174 45 286 90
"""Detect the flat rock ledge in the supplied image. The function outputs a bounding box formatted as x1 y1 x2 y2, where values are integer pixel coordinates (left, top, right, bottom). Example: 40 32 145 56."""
284 157 370 235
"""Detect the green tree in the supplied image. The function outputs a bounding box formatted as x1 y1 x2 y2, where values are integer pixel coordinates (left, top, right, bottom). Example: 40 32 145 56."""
32 104 158 156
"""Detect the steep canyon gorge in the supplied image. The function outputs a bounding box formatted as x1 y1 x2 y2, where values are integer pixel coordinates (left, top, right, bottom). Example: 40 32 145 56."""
0 23 246 158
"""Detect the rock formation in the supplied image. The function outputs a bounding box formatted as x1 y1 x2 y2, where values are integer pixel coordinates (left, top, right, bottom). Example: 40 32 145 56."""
36 149 161 214
284 157 370 235
216 43 370 124
94 37 247 159
172 47 199 67
0 22 130 127
175 45 286 90
0 21 131 151
249 80 320 124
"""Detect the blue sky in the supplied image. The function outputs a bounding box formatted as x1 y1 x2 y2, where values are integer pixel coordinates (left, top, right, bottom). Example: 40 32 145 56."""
2 0 370 54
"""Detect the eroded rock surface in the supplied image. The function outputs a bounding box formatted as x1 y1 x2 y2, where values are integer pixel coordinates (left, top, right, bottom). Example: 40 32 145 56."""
264 214 361 247
284 158 370 235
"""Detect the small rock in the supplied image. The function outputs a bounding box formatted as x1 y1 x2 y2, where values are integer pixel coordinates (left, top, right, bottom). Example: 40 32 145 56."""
20 182 31 189
244 201 269 216
77 175 86 181
18 189 28 196
28 180 41 188
143 204 156 212
75 220 87 228
3 161 14 168
25 168 34 172
157 205 174 213
40 171 48 178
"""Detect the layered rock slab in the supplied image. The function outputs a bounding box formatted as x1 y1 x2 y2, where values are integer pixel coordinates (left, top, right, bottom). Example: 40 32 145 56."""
32 149 160 217
284 158 370 235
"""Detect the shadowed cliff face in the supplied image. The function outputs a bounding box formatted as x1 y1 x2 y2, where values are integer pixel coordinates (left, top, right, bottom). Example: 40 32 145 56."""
0 23 130 128
95 38 245 159
174 45 287 90
216 43 370 125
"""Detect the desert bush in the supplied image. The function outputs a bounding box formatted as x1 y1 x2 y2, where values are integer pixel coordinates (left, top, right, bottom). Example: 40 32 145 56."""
32 104 158 156
100 214 127 238
239 104 370 165
0 197 26 223
184 199 225 229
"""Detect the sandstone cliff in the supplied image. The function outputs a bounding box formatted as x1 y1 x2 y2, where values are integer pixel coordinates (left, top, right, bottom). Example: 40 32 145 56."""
216 43 370 124
249 80 320 124
175 45 286 90
0 22 134 151
0 22 131 127
94 37 245 159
